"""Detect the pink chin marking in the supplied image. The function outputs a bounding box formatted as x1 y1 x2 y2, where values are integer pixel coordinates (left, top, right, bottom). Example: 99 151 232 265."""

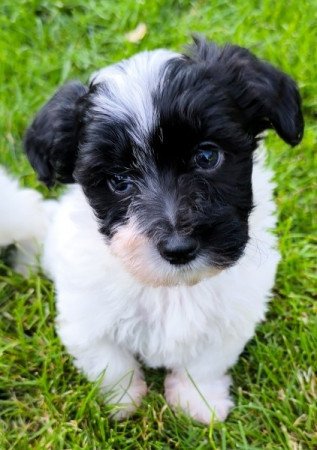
109 220 220 287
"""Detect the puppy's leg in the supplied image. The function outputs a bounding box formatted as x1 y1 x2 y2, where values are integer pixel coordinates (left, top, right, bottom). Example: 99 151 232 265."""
165 339 246 423
58 324 147 419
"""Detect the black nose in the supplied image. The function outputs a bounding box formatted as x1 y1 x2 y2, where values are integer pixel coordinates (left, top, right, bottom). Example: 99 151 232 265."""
158 235 199 265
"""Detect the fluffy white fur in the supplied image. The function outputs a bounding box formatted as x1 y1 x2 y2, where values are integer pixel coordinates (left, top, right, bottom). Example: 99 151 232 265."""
91 50 177 149
0 167 55 274
1 50 281 424
40 148 279 423
0 154 279 423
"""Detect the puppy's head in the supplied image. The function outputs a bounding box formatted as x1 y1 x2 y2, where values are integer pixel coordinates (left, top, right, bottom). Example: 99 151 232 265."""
24 39 303 287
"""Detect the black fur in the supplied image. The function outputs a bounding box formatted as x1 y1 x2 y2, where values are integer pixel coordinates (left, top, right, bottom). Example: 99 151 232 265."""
24 81 88 186
24 39 304 269
185 38 304 146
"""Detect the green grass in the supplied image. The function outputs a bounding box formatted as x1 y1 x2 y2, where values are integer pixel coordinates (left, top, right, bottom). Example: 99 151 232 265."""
0 0 316 448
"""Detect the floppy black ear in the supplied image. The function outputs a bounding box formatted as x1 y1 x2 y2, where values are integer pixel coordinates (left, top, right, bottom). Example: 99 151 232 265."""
24 81 88 187
190 39 304 146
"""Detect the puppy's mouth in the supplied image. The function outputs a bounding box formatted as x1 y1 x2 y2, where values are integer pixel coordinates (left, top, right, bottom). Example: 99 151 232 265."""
109 220 221 287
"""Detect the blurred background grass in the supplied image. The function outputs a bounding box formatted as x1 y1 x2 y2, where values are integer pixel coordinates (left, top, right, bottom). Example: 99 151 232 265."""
0 1 316 448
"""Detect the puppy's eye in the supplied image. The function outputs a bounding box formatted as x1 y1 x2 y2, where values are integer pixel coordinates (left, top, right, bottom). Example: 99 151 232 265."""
107 174 133 194
194 143 223 170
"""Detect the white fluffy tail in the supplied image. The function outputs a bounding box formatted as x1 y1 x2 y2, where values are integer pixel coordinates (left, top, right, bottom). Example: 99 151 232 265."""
0 167 56 274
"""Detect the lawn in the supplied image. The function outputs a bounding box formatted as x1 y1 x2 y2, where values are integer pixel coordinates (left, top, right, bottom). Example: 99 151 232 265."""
0 0 316 448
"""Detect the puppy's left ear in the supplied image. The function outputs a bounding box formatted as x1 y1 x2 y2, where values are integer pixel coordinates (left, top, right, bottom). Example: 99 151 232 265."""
220 44 304 145
24 81 88 187
190 40 304 146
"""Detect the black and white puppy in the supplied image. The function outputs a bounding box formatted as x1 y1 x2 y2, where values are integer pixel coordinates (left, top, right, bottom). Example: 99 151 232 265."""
24 38 303 423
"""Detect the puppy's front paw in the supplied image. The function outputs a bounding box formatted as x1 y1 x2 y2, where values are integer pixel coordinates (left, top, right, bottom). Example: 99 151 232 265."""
107 374 148 420
164 372 233 424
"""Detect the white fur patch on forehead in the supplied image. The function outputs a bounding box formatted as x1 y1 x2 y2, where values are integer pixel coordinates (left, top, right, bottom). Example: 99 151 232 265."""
89 50 179 147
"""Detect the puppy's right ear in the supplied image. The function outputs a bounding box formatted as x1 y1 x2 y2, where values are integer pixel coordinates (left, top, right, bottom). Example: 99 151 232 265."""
24 82 88 187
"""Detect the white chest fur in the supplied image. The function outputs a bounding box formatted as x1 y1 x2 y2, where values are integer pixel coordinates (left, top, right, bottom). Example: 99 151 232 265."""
43 149 279 369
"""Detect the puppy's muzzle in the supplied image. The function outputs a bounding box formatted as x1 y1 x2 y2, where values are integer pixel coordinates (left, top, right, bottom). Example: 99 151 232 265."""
157 234 199 265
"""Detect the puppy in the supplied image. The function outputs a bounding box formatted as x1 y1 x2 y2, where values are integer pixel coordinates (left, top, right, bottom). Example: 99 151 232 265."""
23 38 303 423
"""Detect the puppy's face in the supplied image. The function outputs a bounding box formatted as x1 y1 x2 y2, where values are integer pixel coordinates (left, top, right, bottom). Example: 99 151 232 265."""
24 39 303 287
75 51 255 286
